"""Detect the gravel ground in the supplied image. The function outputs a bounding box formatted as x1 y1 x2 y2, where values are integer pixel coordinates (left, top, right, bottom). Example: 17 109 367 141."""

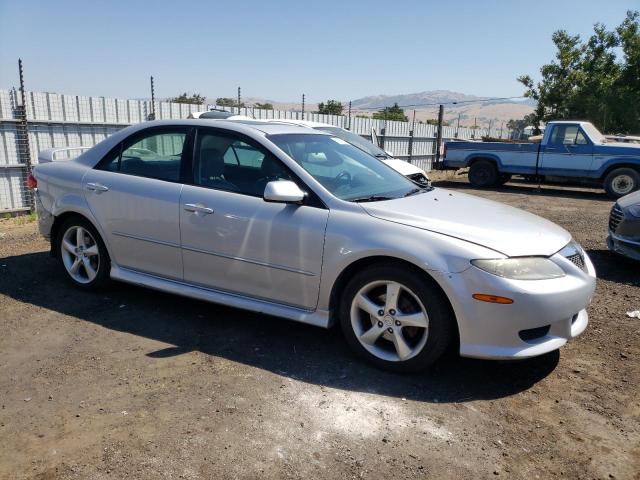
1 179 639 480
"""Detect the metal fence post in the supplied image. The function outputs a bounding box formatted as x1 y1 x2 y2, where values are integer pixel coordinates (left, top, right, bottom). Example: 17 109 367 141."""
347 101 352 130
380 120 387 150
408 109 416 164
147 76 156 120
434 104 444 168
16 59 34 210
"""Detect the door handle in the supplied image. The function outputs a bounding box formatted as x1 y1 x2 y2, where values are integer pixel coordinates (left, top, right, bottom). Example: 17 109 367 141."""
86 182 109 193
184 203 214 215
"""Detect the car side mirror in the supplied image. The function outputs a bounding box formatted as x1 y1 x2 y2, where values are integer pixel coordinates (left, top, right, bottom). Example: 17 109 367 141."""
263 180 305 204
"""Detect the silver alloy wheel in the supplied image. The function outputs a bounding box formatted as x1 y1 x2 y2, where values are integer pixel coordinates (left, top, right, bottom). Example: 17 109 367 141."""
350 280 429 362
60 225 100 284
612 174 635 196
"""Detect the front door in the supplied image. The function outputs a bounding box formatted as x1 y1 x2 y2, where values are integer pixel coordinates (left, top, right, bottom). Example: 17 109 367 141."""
540 125 594 175
179 128 329 309
84 127 190 280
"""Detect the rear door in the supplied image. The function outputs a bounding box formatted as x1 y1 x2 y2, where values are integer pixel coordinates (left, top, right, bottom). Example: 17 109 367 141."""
83 126 191 280
179 127 329 309
540 125 594 175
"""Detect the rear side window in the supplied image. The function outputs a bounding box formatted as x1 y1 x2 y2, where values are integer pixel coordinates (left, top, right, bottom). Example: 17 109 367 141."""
98 129 188 182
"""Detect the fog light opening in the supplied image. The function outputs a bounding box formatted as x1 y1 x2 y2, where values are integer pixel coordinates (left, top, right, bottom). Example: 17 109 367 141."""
472 293 514 304
519 325 551 342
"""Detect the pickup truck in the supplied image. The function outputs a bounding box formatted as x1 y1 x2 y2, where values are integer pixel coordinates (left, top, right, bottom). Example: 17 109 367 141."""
443 121 640 198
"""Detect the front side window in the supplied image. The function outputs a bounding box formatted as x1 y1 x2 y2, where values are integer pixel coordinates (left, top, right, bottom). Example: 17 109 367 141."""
195 131 291 196
99 129 186 182
269 133 418 201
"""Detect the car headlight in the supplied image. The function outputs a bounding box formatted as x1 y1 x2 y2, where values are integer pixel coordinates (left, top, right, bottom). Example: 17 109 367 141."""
471 257 565 280
628 205 640 218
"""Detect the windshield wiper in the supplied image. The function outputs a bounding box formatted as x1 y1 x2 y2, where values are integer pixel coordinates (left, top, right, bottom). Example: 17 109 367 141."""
404 187 430 197
350 194 395 203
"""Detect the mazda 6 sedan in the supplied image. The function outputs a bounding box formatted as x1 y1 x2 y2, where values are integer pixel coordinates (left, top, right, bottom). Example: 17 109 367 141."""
31 120 597 371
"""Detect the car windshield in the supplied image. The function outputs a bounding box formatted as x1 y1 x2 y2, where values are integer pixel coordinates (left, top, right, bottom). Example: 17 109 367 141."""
315 126 390 158
269 133 419 201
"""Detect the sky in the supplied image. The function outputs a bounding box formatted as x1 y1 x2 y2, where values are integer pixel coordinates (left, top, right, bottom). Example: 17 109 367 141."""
0 0 637 103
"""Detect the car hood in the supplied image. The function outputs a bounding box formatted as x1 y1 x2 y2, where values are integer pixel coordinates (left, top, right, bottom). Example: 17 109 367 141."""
360 189 571 257
383 158 426 176
617 189 640 208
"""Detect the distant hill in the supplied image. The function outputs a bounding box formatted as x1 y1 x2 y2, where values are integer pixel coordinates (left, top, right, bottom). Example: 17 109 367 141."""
203 90 535 129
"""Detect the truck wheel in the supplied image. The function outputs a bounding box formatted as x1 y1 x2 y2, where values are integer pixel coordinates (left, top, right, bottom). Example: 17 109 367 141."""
604 168 640 199
468 160 498 187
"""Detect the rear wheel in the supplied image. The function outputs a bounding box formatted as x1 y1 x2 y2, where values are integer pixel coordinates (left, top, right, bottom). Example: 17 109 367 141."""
56 216 110 290
604 168 640 198
468 160 499 187
339 264 455 372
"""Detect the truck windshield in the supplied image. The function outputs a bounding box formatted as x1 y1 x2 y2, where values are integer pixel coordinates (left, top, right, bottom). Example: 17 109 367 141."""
268 133 417 201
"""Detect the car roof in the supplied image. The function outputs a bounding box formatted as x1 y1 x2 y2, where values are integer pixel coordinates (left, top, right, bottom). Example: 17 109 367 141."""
261 119 335 128
134 119 330 136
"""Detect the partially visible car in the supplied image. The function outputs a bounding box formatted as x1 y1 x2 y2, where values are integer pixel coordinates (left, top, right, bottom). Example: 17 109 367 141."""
187 109 251 120
258 119 430 186
608 190 640 261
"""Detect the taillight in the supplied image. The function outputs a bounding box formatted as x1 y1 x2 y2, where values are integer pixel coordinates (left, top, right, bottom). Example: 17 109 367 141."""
27 173 37 189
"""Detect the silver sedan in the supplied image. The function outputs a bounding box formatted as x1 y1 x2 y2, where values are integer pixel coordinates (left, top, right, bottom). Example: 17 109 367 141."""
31 120 596 372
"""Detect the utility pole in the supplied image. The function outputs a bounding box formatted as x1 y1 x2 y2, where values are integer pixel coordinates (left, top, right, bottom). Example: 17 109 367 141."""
347 101 352 130
301 94 305 117
237 87 241 114
148 76 156 120
455 113 461 138
472 117 477 138
408 109 416 164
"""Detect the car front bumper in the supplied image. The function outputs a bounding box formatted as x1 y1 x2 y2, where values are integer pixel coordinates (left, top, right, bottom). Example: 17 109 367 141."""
607 231 640 261
436 251 596 360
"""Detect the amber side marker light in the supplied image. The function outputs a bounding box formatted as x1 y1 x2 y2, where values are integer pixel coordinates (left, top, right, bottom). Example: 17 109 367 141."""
472 294 514 304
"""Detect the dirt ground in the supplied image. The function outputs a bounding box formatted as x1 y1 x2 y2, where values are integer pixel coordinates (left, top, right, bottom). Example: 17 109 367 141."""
1 178 639 480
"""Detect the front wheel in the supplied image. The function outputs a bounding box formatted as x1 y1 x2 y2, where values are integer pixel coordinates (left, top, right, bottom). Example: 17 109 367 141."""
339 264 455 372
56 216 111 290
604 168 640 199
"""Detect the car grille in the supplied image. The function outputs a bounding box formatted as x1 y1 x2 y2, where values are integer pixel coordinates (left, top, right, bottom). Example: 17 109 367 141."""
565 252 586 271
609 204 624 232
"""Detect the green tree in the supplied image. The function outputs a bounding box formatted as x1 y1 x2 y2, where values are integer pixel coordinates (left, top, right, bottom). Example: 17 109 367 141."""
426 118 450 126
216 97 245 108
372 103 408 122
170 92 205 105
317 100 343 115
254 102 273 110
507 113 539 135
518 10 640 133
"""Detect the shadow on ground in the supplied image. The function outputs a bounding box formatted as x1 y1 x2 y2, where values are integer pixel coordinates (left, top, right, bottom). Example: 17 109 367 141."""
586 249 640 286
1 251 566 404
432 179 610 202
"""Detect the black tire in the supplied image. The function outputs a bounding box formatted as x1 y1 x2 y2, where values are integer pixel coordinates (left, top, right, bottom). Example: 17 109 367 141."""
56 216 111 291
339 263 456 372
604 168 640 199
468 160 499 187
496 173 512 186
